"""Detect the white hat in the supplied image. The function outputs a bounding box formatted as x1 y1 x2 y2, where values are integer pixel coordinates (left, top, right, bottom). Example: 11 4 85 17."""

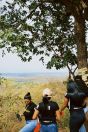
43 88 52 97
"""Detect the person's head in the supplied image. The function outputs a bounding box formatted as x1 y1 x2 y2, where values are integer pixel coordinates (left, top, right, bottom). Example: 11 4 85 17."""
67 79 79 93
42 88 52 103
74 75 88 94
24 92 31 105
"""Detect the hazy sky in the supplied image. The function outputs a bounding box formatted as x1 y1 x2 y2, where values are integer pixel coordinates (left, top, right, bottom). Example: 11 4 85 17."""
0 51 68 73
0 51 48 73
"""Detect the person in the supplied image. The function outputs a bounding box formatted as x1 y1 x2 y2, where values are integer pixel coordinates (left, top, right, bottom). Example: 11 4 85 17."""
17 92 37 132
74 75 88 96
74 75 88 131
32 88 60 132
59 79 88 132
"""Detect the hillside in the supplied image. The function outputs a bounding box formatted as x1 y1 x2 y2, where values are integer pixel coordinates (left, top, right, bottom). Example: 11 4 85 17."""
0 78 69 132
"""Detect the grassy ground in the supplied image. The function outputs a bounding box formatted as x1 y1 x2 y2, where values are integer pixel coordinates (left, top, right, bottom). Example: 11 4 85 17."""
0 78 70 132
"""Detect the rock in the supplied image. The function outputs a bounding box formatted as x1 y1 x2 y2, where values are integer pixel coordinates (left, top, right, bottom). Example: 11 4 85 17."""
78 67 88 86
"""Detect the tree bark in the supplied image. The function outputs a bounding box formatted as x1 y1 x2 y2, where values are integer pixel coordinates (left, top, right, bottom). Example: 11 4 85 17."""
74 10 87 69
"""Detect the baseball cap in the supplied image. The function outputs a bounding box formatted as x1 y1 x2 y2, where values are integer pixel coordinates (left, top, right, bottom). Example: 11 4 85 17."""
43 88 52 97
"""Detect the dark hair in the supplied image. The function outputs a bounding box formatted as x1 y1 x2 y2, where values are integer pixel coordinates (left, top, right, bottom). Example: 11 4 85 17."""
42 95 51 104
67 79 79 93
24 92 31 100
74 75 88 96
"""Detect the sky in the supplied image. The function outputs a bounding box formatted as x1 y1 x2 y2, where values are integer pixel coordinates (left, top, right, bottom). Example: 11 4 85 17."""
0 51 68 73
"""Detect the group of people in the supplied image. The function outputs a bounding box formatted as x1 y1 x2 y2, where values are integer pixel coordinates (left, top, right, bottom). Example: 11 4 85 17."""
17 75 88 132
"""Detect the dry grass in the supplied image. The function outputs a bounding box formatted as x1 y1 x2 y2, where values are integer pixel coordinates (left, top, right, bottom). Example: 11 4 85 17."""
0 79 69 132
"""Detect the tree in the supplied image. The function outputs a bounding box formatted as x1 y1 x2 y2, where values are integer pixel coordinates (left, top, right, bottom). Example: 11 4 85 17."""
0 0 88 75
0 0 88 130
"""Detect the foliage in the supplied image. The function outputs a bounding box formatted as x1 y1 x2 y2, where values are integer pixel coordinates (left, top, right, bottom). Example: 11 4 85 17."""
0 0 78 72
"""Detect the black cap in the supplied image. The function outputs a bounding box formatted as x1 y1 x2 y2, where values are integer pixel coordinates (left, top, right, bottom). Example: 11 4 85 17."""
24 92 31 100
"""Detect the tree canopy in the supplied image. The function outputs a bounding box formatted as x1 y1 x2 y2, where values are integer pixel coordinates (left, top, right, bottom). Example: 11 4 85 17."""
0 0 88 75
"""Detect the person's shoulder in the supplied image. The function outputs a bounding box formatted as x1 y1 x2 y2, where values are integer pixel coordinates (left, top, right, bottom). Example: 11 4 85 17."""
65 92 71 98
38 102 44 107
50 100 57 103
65 92 69 97
78 92 86 97
36 102 44 109
50 101 59 110
39 102 43 105
50 101 59 106
31 102 37 107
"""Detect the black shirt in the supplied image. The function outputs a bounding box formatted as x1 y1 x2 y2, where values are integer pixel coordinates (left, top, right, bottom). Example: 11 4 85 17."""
23 102 36 121
65 92 86 110
36 101 59 124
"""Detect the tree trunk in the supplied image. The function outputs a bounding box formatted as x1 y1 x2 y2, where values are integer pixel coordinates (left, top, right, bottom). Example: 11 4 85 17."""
74 12 87 69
